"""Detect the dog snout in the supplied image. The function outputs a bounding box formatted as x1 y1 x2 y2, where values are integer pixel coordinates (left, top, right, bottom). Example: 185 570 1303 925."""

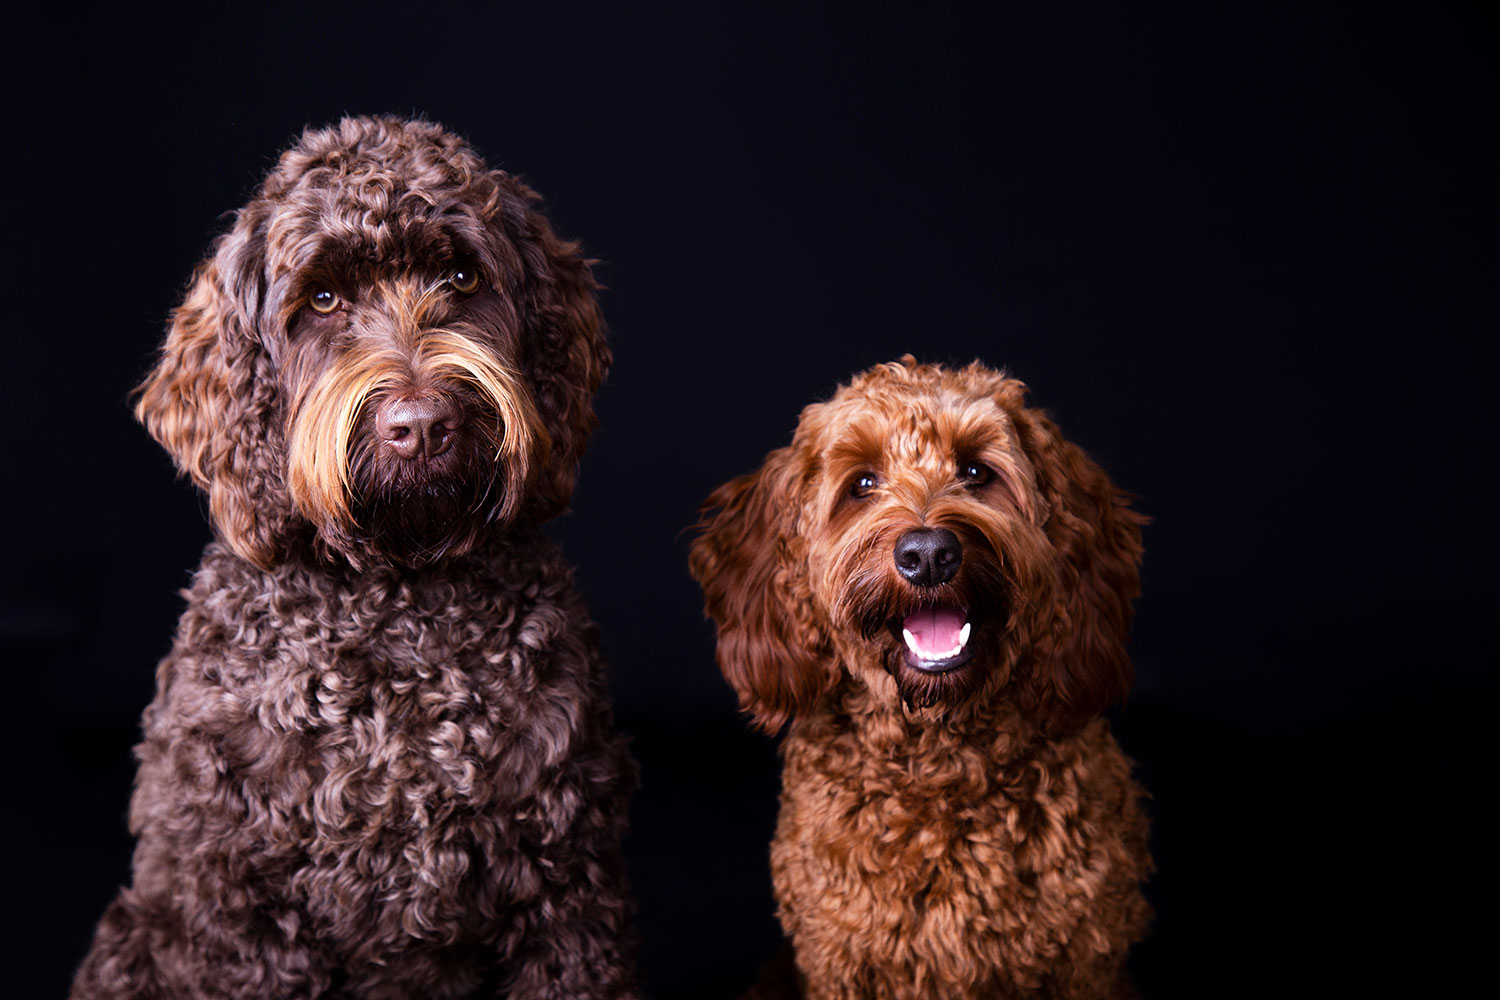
894 528 962 587
375 396 462 459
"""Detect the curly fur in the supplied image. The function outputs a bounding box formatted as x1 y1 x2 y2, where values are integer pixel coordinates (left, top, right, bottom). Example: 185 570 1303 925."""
690 358 1151 999
72 116 637 999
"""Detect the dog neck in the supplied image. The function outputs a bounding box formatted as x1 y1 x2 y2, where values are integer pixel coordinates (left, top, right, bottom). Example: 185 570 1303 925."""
205 522 554 591
794 668 1052 766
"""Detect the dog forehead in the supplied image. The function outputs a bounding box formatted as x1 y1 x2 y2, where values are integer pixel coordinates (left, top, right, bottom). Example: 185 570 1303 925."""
815 378 1013 468
258 120 496 266
275 117 487 199
267 210 483 278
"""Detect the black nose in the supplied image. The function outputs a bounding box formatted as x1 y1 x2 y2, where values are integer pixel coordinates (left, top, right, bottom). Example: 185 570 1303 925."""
375 396 461 459
894 528 962 587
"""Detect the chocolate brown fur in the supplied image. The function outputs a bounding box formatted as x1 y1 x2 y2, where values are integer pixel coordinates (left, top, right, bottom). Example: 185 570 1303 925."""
690 358 1151 999
72 117 637 999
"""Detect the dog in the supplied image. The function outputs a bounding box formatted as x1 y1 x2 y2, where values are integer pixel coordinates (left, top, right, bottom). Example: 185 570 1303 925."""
690 357 1151 999
71 116 639 999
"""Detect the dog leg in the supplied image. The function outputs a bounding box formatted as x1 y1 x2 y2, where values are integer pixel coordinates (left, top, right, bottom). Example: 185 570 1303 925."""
499 855 639 1000
493 733 640 1000
70 886 331 999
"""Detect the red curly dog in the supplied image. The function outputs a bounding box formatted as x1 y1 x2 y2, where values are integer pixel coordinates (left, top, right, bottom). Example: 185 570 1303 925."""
691 358 1151 999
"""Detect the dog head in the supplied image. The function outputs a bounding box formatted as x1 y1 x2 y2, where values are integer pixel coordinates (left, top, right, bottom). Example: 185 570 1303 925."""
690 357 1143 733
135 116 607 569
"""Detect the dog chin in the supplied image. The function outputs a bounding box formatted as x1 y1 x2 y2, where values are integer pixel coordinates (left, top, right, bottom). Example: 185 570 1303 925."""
884 651 985 711
347 467 506 566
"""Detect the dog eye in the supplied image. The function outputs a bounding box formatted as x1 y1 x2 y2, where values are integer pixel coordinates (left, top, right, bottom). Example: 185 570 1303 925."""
959 461 992 486
850 473 879 498
448 265 482 294
309 289 341 315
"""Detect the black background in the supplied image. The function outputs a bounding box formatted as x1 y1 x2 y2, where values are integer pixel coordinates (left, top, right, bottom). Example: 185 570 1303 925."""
2 2 1492 997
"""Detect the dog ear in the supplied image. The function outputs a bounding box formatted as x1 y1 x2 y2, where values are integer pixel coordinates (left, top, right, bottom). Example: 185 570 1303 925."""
1000 382 1146 732
689 448 833 733
493 175 610 521
134 217 289 568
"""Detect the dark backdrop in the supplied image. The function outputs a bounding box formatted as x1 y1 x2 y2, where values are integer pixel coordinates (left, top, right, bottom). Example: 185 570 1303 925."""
3 2 1491 997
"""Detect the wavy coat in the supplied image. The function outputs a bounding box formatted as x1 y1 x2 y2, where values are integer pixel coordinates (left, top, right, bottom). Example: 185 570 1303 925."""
72 117 637 1000
691 358 1151 999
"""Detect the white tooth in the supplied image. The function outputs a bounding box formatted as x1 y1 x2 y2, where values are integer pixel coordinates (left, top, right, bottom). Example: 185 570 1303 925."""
903 628 919 654
959 622 972 648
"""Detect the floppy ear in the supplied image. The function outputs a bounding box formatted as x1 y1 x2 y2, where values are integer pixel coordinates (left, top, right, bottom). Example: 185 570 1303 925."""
1000 382 1146 732
494 174 610 520
134 215 291 568
689 448 833 733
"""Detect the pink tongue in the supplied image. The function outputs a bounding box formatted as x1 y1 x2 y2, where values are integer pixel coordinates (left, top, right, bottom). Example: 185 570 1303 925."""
903 606 966 654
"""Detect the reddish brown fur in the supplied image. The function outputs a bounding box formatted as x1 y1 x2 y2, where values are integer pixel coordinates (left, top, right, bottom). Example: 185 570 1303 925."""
72 117 637 999
690 358 1151 999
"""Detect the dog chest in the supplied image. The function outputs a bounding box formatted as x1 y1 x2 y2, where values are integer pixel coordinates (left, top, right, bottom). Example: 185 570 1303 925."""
140 548 611 950
771 721 1148 994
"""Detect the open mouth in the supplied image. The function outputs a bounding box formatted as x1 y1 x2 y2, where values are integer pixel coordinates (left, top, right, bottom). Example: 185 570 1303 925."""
894 604 974 674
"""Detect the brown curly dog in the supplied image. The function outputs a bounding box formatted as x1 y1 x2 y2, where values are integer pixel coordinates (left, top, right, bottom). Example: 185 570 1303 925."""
690 358 1151 999
71 117 639 999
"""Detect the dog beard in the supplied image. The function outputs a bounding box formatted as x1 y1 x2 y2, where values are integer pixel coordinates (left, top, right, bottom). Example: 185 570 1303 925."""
284 327 542 568
345 428 510 566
